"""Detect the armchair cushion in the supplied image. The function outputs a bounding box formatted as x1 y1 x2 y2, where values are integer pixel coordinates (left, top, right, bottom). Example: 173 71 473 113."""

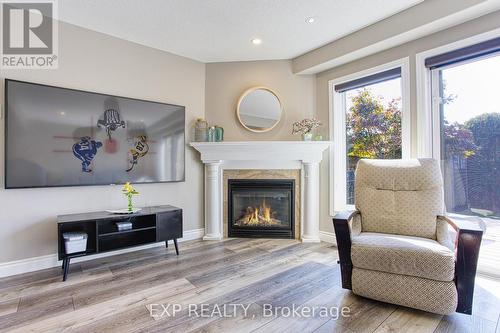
351 232 455 281
355 159 444 239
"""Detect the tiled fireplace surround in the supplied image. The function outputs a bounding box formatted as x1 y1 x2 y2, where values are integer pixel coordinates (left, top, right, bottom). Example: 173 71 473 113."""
223 169 301 239
190 141 331 242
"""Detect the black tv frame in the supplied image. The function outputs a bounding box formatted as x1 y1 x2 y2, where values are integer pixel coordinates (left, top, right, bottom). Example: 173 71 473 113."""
4 78 186 189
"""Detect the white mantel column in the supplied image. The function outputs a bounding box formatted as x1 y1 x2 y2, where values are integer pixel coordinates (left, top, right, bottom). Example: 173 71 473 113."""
302 161 320 242
203 161 222 240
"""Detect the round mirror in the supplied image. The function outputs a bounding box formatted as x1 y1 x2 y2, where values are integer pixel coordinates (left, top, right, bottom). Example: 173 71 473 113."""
236 87 282 132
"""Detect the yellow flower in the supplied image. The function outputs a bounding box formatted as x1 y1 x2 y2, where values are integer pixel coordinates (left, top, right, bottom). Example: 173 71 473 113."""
122 182 139 195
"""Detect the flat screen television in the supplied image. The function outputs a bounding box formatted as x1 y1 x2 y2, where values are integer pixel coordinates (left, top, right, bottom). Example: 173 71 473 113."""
5 79 185 188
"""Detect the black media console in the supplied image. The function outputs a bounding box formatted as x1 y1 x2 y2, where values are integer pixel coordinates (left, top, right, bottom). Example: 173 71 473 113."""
57 205 182 281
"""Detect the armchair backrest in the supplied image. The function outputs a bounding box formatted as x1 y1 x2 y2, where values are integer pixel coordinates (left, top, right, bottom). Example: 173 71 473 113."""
354 158 444 239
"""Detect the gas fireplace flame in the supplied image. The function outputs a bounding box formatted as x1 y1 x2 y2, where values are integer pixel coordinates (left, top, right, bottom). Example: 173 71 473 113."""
236 199 281 226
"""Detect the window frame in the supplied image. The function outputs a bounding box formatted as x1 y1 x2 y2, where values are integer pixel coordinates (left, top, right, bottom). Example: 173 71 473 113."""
328 57 411 214
416 28 500 158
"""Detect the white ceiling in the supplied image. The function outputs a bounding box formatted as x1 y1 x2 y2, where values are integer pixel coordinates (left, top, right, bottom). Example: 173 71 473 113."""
59 0 424 63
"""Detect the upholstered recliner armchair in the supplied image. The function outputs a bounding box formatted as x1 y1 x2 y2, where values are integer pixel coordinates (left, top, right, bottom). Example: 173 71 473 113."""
333 159 483 315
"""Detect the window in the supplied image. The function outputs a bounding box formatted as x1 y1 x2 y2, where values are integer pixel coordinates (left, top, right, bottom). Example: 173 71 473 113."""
426 36 500 276
329 59 410 212
430 55 500 216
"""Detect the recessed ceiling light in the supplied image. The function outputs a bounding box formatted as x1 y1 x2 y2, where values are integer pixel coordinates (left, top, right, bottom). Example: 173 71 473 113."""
305 17 316 24
59 111 66 116
251 38 262 45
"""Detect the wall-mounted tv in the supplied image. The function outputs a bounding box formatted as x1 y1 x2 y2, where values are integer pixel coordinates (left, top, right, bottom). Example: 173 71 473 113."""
5 79 185 188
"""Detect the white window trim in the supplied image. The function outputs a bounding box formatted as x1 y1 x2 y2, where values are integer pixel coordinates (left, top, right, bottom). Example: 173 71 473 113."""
415 27 500 158
328 57 411 215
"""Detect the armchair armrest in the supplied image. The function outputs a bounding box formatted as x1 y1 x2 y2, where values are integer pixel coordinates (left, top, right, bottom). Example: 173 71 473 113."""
332 210 360 289
439 215 483 234
334 210 359 222
438 215 483 315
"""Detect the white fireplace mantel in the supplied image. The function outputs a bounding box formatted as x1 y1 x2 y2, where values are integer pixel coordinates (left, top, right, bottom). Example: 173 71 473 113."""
190 141 331 242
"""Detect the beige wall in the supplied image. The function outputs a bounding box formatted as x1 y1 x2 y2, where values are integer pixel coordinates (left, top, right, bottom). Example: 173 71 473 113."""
1 8 499 264
0 22 206 262
316 10 500 235
205 60 316 140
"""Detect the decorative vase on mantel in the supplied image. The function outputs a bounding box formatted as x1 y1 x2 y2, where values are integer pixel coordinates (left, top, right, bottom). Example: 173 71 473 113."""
292 118 322 141
194 118 209 142
302 132 313 141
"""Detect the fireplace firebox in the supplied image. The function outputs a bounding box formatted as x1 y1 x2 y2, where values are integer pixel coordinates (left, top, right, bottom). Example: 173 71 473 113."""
228 179 294 238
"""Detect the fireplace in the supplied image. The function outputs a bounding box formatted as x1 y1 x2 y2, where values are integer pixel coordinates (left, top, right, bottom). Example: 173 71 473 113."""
228 179 294 238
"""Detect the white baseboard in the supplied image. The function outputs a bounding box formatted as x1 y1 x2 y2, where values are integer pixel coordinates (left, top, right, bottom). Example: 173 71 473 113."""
301 238 321 243
0 228 204 278
319 230 336 244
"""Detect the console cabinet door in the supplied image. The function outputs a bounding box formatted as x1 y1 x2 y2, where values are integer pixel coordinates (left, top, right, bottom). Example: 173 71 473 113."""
157 210 182 241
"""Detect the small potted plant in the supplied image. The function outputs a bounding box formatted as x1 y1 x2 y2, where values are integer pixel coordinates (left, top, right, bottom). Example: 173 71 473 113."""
122 182 139 212
292 118 322 141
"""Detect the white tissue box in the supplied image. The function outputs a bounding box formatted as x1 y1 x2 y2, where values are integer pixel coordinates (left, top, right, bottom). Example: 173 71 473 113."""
63 232 87 254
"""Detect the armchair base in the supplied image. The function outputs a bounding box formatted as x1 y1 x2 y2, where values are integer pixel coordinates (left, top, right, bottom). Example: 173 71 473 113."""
352 268 458 315
332 212 483 315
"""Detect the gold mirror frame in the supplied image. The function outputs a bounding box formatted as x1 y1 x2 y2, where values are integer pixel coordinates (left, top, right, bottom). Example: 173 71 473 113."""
236 86 282 133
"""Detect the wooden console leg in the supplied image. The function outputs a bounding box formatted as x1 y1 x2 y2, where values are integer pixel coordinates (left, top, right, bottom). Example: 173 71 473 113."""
62 258 70 282
61 259 66 270
173 239 179 255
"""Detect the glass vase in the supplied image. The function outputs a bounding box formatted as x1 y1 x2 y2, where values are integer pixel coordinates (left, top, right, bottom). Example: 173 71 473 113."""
215 126 224 142
194 118 208 142
302 133 313 141
127 195 133 212
208 126 216 142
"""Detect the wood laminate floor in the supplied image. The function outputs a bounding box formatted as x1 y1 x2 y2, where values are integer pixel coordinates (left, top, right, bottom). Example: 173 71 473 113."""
0 238 499 333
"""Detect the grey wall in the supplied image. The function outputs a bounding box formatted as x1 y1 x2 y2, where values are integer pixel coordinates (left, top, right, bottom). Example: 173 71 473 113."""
0 22 206 262
315 10 500 235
